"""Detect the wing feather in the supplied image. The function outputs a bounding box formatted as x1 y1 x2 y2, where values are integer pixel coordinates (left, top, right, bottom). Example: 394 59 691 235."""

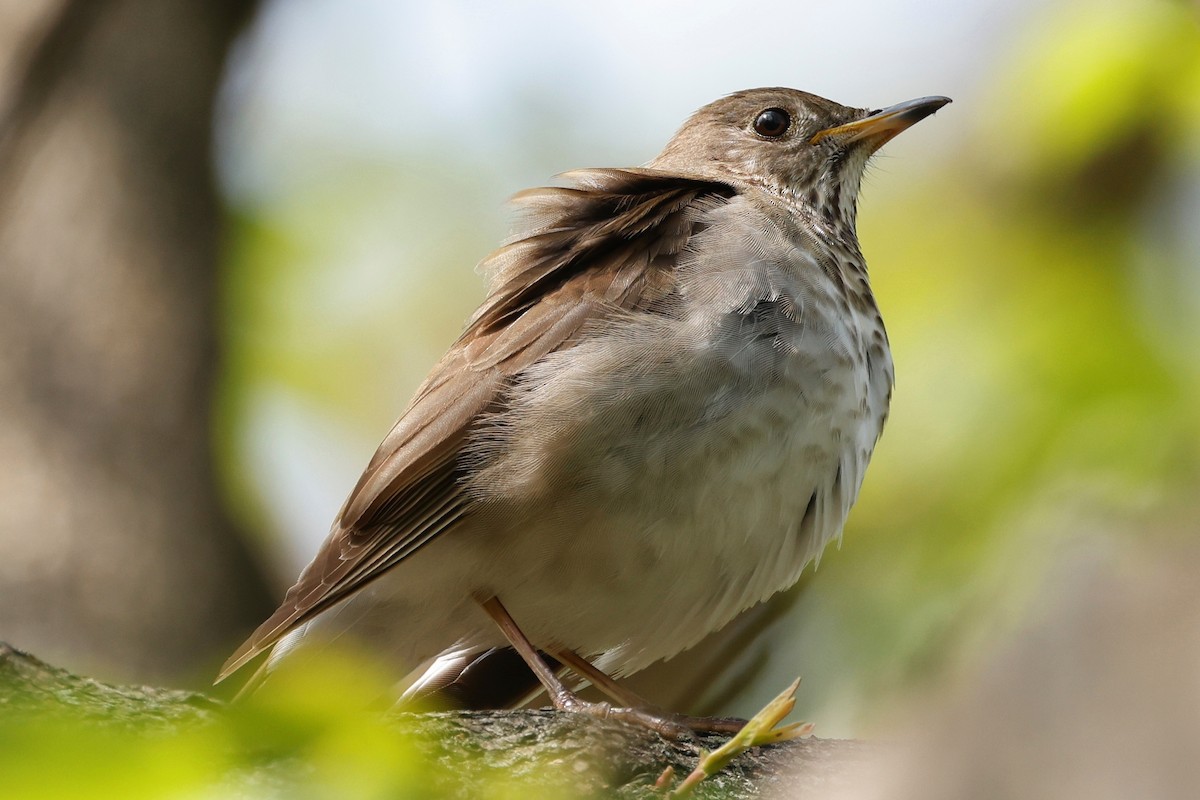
218 168 735 682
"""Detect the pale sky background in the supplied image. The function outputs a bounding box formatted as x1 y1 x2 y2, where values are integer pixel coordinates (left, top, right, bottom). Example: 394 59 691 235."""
220 0 1026 205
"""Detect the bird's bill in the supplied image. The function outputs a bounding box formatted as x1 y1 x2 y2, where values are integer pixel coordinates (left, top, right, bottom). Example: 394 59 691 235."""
809 96 951 149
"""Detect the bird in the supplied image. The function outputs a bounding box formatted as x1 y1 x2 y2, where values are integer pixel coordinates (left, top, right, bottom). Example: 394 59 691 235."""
217 87 950 735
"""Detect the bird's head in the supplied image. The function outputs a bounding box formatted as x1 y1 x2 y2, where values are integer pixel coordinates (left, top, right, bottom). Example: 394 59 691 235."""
653 87 950 233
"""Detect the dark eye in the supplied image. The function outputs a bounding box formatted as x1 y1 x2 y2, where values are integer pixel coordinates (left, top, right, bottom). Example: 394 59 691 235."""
753 108 790 138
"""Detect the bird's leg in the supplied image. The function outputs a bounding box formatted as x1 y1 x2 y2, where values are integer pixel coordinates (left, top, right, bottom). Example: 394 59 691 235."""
552 648 747 735
476 595 582 712
477 595 744 738
551 647 650 708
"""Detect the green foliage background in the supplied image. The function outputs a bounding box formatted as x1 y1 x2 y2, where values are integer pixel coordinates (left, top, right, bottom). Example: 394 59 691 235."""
8 0 1196 796
783 0 1200 728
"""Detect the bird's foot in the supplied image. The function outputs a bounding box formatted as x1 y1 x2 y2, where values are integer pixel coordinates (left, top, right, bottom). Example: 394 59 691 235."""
477 597 748 739
557 695 747 739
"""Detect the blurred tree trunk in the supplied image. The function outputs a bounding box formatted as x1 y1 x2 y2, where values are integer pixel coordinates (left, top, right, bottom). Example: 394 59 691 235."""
0 0 272 683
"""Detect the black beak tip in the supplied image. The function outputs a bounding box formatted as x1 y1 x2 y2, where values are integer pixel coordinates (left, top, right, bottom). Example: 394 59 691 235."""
890 95 952 127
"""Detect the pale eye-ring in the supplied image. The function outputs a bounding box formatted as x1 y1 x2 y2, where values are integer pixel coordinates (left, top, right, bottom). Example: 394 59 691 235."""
753 108 790 138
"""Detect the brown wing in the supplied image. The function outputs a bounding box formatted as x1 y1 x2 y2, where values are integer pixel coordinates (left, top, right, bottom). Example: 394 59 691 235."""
217 168 736 681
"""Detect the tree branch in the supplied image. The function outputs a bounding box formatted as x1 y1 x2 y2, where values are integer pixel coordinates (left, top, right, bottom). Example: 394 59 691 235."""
0 643 875 798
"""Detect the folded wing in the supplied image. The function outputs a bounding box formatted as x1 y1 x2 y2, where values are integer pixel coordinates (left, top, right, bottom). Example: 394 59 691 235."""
217 169 736 682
